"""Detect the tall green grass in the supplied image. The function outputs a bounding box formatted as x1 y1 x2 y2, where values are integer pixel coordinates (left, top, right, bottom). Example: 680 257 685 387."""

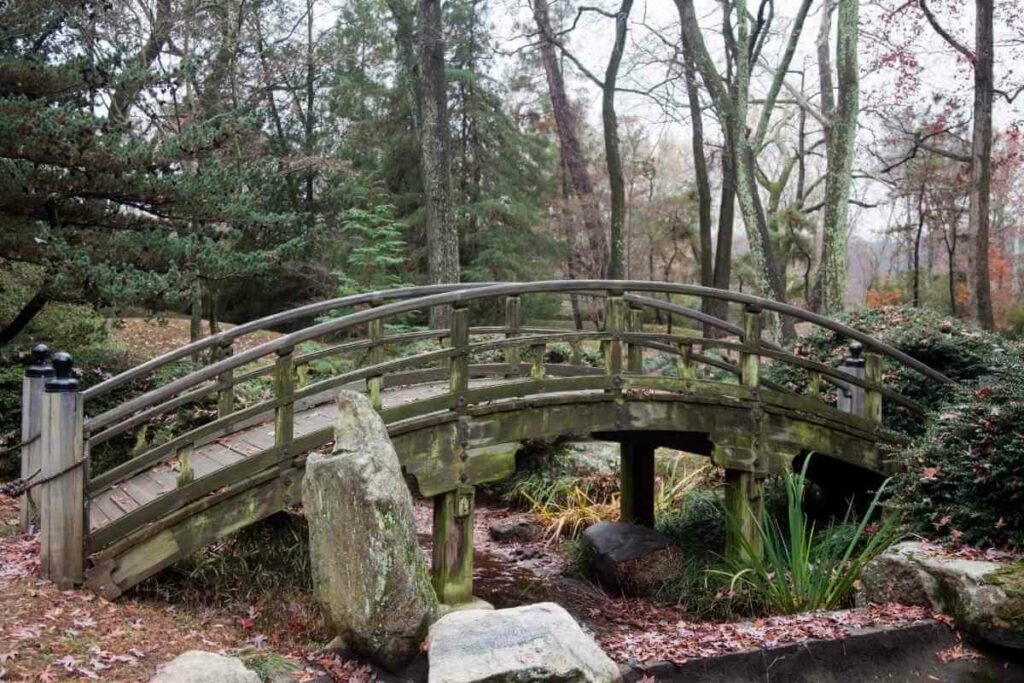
716 456 900 614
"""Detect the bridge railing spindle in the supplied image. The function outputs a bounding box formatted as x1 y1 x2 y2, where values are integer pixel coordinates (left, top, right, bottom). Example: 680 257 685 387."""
837 342 867 418
504 295 521 378
216 340 234 420
626 304 644 374
273 347 296 463
865 352 883 425
367 314 384 411
603 293 625 391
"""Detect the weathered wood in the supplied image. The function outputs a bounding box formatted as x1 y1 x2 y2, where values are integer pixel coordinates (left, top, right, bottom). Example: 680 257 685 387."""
216 341 235 419
274 347 295 460
627 305 644 373
620 442 655 527
740 305 762 390
449 306 469 411
724 469 763 562
676 342 694 380
175 444 194 487
39 354 85 588
20 345 51 531
838 342 867 418
604 295 625 389
367 316 384 410
865 352 883 425
504 295 521 377
530 343 546 380
431 485 475 605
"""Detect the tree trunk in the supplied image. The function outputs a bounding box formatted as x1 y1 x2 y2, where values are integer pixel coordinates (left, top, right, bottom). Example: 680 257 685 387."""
419 0 460 328
531 0 606 279
0 287 49 348
108 0 173 128
602 0 635 280
816 0 859 315
969 0 995 329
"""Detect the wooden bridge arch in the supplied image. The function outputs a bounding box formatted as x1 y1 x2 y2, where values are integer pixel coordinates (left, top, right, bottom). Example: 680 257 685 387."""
16 281 952 603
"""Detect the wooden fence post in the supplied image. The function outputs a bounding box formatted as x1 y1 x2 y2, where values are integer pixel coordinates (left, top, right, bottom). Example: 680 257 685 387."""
603 294 625 390
274 347 295 462
448 306 469 410
504 295 521 377
530 343 546 380
838 342 866 418
367 315 384 411
724 304 764 562
626 304 644 374
216 340 234 419
39 352 85 588
20 344 52 532
865 352 883 425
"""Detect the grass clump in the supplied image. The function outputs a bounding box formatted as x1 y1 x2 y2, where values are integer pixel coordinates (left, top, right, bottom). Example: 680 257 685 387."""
717 457 901 615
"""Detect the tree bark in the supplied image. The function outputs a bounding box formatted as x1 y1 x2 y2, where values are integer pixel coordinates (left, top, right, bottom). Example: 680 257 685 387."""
969 0 995 328
816 0 859 315
0 287 49 348
602 0 635 280
108 0 173 128
531 0 606 279
418 0 460 327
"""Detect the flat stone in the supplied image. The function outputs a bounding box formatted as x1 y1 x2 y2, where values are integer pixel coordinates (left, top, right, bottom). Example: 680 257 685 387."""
859 541 1024 651
150 651 260 683
582 522 681 596
302 391 438 671
427 602 621 683
489 517 542 542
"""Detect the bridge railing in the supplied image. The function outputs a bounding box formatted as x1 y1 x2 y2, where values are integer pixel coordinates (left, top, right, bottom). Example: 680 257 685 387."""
24 281 953 586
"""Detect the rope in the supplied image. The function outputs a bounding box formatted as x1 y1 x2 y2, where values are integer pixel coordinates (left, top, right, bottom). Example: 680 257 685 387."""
0 457 88 499
0 435 39 461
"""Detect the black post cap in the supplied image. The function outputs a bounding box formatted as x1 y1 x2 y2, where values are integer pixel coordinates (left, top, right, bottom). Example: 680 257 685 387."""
45 351 80 393
843 341 866 368
26 344 55 378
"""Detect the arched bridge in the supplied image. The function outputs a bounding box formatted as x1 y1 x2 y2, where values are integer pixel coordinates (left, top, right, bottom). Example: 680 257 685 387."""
16 281 952 603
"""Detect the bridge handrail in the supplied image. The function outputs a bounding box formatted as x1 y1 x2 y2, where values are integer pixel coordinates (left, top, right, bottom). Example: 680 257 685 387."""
83 281 953 434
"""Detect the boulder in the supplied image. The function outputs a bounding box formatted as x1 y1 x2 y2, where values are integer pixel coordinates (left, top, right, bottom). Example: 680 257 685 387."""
859 541 1024 650
427 602 621 683
581 522 681 596
302 391 438 671
489 516 541 542
150 651 259 683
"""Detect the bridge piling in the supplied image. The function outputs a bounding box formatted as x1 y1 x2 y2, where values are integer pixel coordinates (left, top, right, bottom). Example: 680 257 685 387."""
619 305 656 527
20 344 52 532
39 352 85 589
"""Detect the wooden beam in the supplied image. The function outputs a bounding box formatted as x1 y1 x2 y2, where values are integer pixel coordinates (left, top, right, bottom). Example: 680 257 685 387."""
724 469 763 563
20 344 51 531
504 296 521 377
431 485 475 604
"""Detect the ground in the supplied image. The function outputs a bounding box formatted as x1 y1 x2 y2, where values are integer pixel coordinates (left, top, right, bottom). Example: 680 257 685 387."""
1 489 981 682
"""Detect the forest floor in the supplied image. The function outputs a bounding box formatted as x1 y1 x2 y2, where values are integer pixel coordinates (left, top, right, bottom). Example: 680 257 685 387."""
1 489 980 682
111 317 281 362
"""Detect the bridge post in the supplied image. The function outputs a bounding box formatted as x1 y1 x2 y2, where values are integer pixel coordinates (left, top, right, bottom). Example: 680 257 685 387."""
504 296 521 378
603 294 625 388
838 342 866 418
20 344 53 532
39 352 85 588
367 314 384 411
530 343 546 380
865 352 883 424
676 342 693 380
216 340 234 419
273 347 295 460
626 304 644 373
433 305 477 604
620 442 656 527
724 305 765 561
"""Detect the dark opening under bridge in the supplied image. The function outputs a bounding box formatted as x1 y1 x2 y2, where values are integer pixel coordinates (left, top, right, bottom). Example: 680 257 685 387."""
17 281 952 604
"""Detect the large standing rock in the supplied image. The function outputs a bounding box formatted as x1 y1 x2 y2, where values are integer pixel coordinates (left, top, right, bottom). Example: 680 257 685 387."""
581 522 681 596
302 391 438 671
150 651 259 683
859 541 1024 650
427 602 621 683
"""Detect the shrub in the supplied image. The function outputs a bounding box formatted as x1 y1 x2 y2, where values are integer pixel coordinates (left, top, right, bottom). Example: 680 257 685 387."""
764 306 1005 434
716 457 900 615
894 346 1024 548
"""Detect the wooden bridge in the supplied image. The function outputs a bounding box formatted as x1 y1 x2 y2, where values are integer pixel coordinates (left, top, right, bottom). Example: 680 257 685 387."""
16 281 952 604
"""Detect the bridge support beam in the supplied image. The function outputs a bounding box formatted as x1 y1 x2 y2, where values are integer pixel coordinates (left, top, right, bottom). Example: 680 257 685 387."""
724 470 763 562
431 485 475 605
20 345 52 532
620 443 655 527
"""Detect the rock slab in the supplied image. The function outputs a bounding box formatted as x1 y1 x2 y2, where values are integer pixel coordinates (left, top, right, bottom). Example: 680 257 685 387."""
489 516 542 542
150 651 260 683
859 541 1024 650
427 602 621 683
302 390 438 671
582 522 681 596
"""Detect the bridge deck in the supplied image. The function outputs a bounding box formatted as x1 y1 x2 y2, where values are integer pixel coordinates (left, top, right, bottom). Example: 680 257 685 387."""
87 379 477 535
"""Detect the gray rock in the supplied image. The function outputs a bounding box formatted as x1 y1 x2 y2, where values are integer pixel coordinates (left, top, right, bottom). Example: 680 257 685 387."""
427 602 621 683
150 651 260 683
859 541 1024 650
302 391 438 671
582 522 681 596
489 516 541 542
